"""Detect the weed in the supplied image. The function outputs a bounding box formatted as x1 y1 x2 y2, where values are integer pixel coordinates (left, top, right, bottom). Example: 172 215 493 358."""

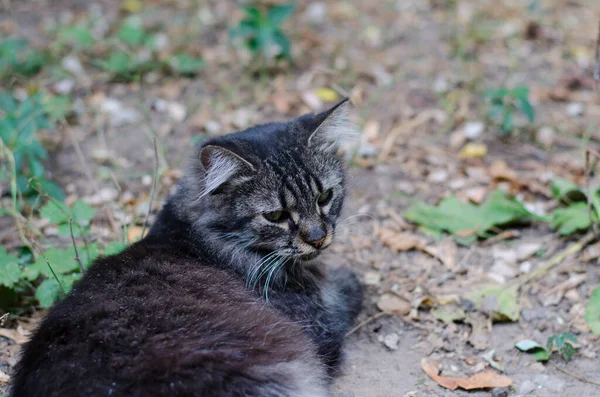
516 332 579 363
230 2 295 64
484 86 535 134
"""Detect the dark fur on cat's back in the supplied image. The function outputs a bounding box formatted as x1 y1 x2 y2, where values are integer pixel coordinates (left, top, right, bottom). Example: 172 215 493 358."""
11 99 362 397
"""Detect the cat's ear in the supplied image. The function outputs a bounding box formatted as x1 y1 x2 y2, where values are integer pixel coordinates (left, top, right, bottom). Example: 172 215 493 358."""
199 145 255 196
308 98 358 153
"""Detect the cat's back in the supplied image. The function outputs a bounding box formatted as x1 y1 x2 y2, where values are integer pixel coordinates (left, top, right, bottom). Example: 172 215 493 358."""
11 241 325 397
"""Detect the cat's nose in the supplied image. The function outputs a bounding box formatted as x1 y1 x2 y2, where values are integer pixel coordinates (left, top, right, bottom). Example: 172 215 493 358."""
303 227 327 248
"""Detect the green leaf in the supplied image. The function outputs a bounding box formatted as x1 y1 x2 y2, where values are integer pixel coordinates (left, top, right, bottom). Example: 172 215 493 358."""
71 200 96 224
561 342 576 363
40 200 72 224
586 285 600 335
483 88 508 100
467 284 520 322
57 223 80 238
37 178 65 201
534 348 551 362
58 25 95 49
98 51 136 74
0 248 22 288
167 54 205 75
35 278 61 308
267 3 295 26
433 305 466 324
518 97 535 123
241 6 261 20
404 190 534 244
515 339 544 352
551 178 586 201
550 202 591 235
117 17 146 45
511 86 530 99
103 241 128 256
31 248 79 277
501 110 513 134
43 94 71 122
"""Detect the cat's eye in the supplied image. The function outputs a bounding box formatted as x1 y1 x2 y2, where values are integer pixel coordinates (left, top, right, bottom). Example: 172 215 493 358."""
317 189 333 206
263 210 289 222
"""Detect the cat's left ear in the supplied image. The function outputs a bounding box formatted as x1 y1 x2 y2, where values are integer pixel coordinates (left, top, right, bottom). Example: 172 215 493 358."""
308 98 358 153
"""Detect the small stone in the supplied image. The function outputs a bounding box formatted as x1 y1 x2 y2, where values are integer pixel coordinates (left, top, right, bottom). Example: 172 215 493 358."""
427 169 449 184
463 121 484 139
205 120 222 135
141 175 152 186
534 374 565 393
432 75 449 93
153 33 169 51
53 79 75 95
519 261 533 274
516 242 542 261
492 386 510 397
62 55 85 76
364 271 380 286
85 187 118 205
167 102 187 122
566 102 584 117
521 308 546 321
99 98 141 127
301 91 323 111
304 2 327 24
536 126 555 148
232 108 251 129
380 333 400 350
518 380 537 395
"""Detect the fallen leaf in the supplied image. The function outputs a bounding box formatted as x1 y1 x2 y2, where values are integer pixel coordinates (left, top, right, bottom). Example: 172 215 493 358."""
459 143 487 159
379 228 427 252
433 304 466 324
127 226 145 242
421 359 512 391
481 349 504 372
314 88 339 102
423 237 457 269
466 312 490 350
488 160 518 183
467 284 520 322
377 292 411 315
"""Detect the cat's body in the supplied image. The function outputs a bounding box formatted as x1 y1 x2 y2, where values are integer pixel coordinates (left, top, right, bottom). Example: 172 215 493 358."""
11 100 362 397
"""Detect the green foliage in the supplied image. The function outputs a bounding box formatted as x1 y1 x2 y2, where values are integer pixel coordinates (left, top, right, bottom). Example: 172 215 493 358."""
467 284 520 322
586 285 600 335
404 190 537 244
484 86 535 134
56 23 95 50
548 178 600 235
39 199 96 238
0 37 49 79
0 91 70 200
230 3 295 62
516 332 579 363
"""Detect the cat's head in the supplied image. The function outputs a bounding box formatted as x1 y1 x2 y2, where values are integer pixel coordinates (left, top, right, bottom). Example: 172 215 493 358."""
189 99 356 261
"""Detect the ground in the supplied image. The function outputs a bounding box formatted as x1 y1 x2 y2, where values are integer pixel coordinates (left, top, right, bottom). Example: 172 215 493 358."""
1 0 600 396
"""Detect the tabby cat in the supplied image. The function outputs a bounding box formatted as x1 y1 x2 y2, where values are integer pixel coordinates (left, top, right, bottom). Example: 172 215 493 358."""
11 99 362 397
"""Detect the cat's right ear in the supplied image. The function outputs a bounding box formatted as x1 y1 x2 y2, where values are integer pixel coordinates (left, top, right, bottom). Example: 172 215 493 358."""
199 145 256 197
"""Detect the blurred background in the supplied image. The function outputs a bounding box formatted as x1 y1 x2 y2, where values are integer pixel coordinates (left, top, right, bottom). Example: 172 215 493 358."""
1 0 600 396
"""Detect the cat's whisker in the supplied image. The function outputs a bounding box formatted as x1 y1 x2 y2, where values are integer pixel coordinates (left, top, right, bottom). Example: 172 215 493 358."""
338 213 376 225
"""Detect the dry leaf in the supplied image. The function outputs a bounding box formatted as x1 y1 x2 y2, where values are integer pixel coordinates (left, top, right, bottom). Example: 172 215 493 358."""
377 292 412 315
127 226 145 242
423 237 457 269
459 143 487 159
379 228 426 252
489 160 518 182
421 359 512 391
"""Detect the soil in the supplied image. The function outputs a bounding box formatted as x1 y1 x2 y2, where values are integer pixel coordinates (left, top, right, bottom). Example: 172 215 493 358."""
2 0 600 396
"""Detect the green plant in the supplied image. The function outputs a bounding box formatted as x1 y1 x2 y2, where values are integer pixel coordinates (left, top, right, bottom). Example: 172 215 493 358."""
0 37 49 80
230 2 295 63
484 86 535 134
586 285 600 335
0 90 71 201
39 199 96 238
549 178 600 235
516 332 579 363
96 16 204 79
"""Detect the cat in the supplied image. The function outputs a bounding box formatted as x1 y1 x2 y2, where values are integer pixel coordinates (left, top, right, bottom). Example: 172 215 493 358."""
11 98 363 397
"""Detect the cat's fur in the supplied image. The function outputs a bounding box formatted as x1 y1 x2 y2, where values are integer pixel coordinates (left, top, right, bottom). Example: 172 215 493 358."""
11 99 362 397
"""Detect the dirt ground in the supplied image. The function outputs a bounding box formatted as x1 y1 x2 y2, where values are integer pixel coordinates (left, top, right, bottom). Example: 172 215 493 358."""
2 0 600 396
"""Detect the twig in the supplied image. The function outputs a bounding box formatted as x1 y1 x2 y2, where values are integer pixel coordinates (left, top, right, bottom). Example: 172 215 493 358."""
30 240 65 294
585 149 600 238
69 219 84 274
594 17 600 103
141 137 159 239
550 362 600 388
345 312 388 337
515 232 595 287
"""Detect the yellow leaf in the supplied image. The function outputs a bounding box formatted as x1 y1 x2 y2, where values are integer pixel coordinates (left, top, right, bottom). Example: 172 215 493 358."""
122 0 142 13
314 88 339 102
459 143 487 159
